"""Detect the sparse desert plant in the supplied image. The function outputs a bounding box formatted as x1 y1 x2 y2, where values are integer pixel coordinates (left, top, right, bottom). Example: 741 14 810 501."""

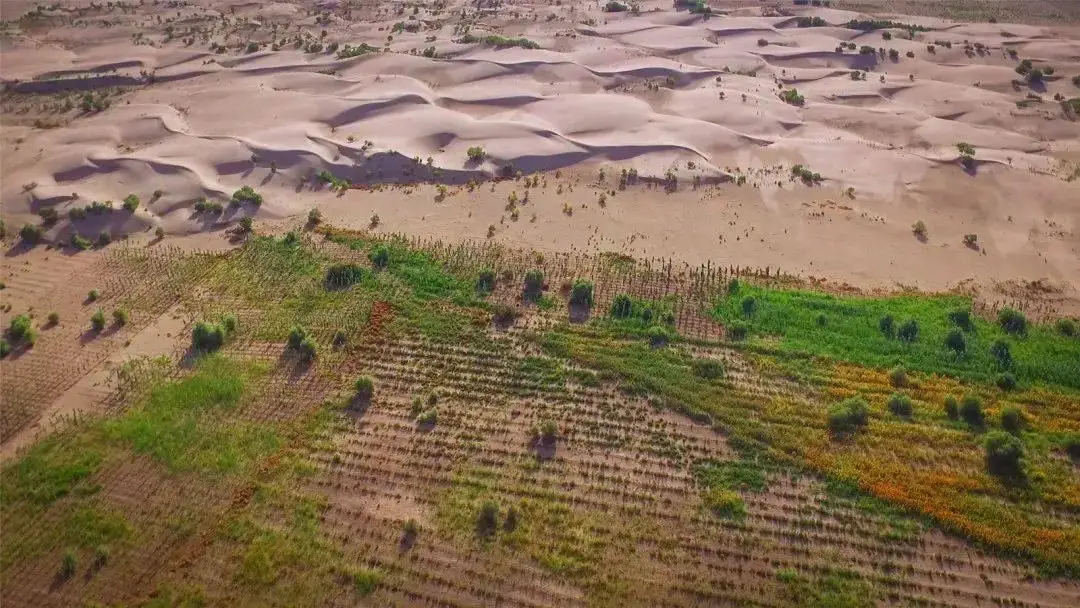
307 208 323 225
90 309 106 332
963 233 978 248
888 393 914 418
239 217 254 233
997 308 1027 335
122 193 140 212
88 289 100 302
779 88 805 106
47 312 60 326
828 396 870 435
112 309 128 326
911 220 927 238
985 431 1025 478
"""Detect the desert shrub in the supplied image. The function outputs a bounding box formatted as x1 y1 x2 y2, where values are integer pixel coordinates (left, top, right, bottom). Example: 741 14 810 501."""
192 321 225 352
1000 405 1024 432
477 501 499 536
231 186 263 206
957 142 976 157
337 43 377 59
0 339 10 358
491 303 519 326
72 234 92 250
888 393 913 417
8 314 33 341
287 326 316 360
1056 318 1077 336
828 396 870 434
523 269 544 299
779 88 805 106
741 296 757 316
307 208 323 225
403 518 419 539
948 309 973 331
997 308 1027 335
757 38 768 47
959 395 983 426
537 419 558 444
897 319 919 342
989 339 1012 368
332 329 347 347
569 280 594 308
122 194 140 212
38 207 59 225
963 233 978 247
112 309 128 326
221 314 238 334
996 372 1017 391
878 314 895 337
888 365 908 387
325 263 365 288
611 294 634 318
19 223 44 244
97 231 111 248
47 312 60 325
354 376 374 402
90 309 106 332
888 48 899 61
466 146 485 161
88 289 100 302
985 431 1025 478
369 245 390 269
476 268 496 294
691 358 725 380
239 217 254 233
944 396 959 420
911 220 927 238
727 322 748 341
944 329 966 354
60 551 77 579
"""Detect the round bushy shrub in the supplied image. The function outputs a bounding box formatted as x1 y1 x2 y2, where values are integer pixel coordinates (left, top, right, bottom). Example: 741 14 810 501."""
477 501 499 537
879 314 895 337
996 372 1017 391
90 310 106 332
897 319 919 342
691 358 725 380
984 431 1025 478
523 269 544 298
727 322 748 341
888 365 908 388
369 245 390 269
944 329 966 354
828 396 869 434
959 394 983 426
1000 405 1024 432
192 321 226 352
1055 318 1077 337
948 309 973 331
997 308 1027 335
476 268 496 294
944 396 959 420
325 263 365 288
888 393 914 418
989 339 1012 368
8 314 32 342
741 296 757 316
354 376 374 402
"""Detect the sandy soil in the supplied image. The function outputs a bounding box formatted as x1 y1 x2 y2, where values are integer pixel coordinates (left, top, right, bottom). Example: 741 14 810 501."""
2 0 1079 310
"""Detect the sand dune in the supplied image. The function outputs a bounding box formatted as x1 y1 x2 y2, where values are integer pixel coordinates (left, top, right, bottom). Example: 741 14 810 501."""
1 0 1079 306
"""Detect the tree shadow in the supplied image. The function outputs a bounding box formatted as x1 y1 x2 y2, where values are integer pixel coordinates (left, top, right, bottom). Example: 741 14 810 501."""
529 437 557 462
568 303 591 324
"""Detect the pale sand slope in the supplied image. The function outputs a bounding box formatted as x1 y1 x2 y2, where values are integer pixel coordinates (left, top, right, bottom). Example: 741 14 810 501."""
2 0 1079 308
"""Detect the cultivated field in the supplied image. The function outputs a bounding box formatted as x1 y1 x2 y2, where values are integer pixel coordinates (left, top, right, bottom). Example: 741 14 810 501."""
2 1 1080 607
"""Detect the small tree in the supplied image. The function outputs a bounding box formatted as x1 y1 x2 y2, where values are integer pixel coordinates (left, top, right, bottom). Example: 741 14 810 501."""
897 319 919 342
122 194 140 212
984 431 1025 478
466 146 485 162
1000 405 1024 432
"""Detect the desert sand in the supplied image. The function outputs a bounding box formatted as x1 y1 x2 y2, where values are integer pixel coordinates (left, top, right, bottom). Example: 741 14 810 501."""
3 0 1080 311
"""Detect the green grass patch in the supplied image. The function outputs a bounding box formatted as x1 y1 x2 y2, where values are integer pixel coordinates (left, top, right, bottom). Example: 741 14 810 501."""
694 458 769 493
711 285 1080 389
777 567 877 608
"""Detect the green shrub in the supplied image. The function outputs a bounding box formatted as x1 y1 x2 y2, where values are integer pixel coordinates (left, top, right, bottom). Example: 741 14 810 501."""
888 393 913 417
996 372 1017 391
122 193 140 212
287 326 316 361
944 396 959 419
989 339 1012 368
537 419 558 444
47 312 60 325
354 376 374 402
9 313 32 341
112 309 128 326
878 314 895 337
985 431 1025 478
960 394 983 425
997 307 1027 335
72 234 92 250
19 223 44 244
221 314 238 334
231 186 263 206
727 322 748 340
477 501 499 536
476 268 496 294
1056 318 1077 336
611 294 634 318
523 269 545 299
888 366 908 387
87 289 100 302
1000 405 1024 432
325 263 365 288
897 319 919 342
828 396 870 434
569 280 594 308
89 310 106 332
60 550 77 579
466 146 485 161
192 321 226 352
0 339 10 358
948 309 973 331
944 329 966 354
691 358 724 380
741 296 757 316
369 245 390 269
